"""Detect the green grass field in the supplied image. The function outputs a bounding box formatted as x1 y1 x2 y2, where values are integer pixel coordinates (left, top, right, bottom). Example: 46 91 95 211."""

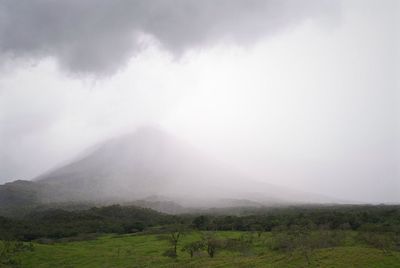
11 231 400 268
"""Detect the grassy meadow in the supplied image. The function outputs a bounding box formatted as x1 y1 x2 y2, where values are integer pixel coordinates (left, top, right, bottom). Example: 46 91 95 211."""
10 231 400 268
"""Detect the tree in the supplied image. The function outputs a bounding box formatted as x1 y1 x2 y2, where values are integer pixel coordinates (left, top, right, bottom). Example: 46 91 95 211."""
271 225 346 266
192 216 209 230
202 232 224 258
162 224 185 258
181 241 205 258
271 226 314 265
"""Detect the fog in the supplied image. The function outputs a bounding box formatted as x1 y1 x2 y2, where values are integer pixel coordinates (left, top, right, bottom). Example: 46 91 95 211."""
0 0 399 204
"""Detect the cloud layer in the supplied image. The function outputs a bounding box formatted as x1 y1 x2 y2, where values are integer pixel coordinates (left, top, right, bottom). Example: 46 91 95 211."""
0 0 338 74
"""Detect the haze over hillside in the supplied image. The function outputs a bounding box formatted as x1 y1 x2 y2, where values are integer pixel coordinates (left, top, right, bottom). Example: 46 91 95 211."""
1 126 345 210
35 127 344 205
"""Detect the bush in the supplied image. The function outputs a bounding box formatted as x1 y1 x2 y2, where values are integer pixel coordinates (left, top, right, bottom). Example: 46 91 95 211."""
0 240 34 267
270 226 346 265
358 232 396 254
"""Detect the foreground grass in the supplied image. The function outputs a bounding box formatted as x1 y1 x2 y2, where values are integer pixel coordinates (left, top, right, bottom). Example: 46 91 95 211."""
12 231 400 268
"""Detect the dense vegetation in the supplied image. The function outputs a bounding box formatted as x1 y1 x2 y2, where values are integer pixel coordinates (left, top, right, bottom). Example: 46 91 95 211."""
0 205 175 241
189 205 400 232
1 204 399 240
1 204 399 267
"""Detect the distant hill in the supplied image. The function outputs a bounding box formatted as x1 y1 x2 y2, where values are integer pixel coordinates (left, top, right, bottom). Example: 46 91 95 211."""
0 180 41 207
1 126 343 213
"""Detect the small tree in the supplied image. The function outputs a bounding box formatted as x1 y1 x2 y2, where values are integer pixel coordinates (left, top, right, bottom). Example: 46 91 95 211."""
290 226 322 265
202 232 224 258
181 241 205 258
162 224 185 258
271 226 346 266
270 226 313 265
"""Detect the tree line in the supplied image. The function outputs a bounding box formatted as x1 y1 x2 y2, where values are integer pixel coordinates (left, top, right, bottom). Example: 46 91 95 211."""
0 204 399 242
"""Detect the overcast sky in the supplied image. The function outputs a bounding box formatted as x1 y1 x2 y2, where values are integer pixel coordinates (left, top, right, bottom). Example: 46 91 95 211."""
0 0 399 203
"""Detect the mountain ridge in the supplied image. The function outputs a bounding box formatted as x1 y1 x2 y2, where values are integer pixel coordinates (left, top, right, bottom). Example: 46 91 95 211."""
2 126 346 210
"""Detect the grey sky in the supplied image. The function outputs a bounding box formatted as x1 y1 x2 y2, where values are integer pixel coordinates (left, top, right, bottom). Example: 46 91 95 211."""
0 0 399 203
0 0 338 74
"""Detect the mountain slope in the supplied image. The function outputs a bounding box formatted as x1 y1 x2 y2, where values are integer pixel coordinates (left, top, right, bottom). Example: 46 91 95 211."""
5 126 342 208
35 126 252 204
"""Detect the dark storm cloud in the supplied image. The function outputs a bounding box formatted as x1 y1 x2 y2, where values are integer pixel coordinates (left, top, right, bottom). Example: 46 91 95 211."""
0 0 338 74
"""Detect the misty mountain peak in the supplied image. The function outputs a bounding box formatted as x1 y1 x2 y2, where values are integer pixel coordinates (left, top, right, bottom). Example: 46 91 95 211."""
32 126 340 206
34 126 215 202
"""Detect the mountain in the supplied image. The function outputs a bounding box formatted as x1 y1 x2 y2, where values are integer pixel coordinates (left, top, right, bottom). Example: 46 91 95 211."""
34 126 251 204
2 126 342 211
0 180 43 207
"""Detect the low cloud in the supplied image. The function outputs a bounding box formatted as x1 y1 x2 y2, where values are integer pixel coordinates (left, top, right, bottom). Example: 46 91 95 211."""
0 0 338 74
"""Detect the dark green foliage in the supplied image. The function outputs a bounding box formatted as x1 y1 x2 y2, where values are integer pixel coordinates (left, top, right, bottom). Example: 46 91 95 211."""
1 204 399 267
0 205 175 241
0 240 34 267
1 203 399 260
189 205 400 233
192 215 209 229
